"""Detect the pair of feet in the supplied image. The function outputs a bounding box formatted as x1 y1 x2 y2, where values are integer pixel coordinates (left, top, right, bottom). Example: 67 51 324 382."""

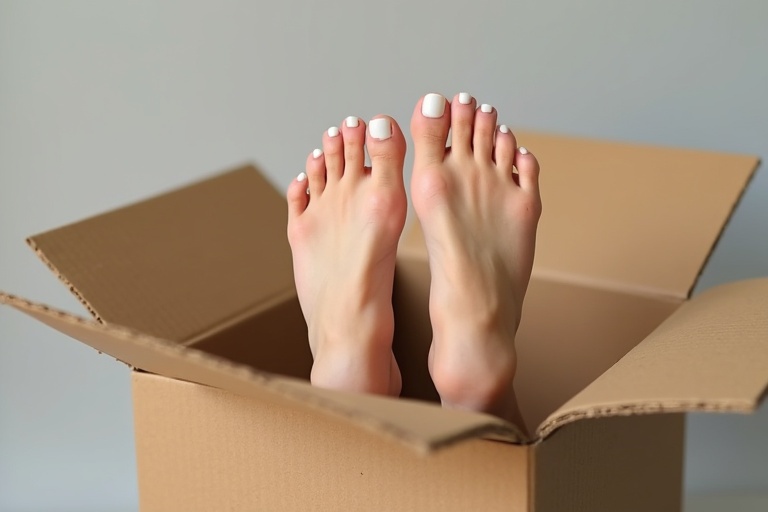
286 93 541 423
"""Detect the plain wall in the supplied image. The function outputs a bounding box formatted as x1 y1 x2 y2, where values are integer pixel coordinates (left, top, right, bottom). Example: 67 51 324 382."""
1 1 767 510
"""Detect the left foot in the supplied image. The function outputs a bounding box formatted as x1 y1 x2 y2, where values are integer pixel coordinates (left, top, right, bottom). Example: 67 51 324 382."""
286 115 407 397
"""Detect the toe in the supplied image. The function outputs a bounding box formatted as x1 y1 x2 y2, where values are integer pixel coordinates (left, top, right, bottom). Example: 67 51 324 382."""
494 125 517 176
340 116 366 180
411 93 451 169
366 115 406 188
287 171 309 221
515 146 541 193
473 103 497 163
307 144 328 196
450 92 476 156
322 125 344 188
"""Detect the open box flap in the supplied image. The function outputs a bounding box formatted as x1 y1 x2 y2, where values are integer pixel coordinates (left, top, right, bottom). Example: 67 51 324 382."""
516 131 759 299
0 293 524 452
538 278 768 439
27 165 295 343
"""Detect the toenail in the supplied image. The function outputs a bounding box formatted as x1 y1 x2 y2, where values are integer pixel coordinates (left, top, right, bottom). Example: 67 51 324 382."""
499 125 509 134
459 92 472 105
481 103 493 114
519 146 529 155
369 118 392 140
345 116 359 128
312 148 323 158
297 172 307 182
422 93 446 118
328 126 340 137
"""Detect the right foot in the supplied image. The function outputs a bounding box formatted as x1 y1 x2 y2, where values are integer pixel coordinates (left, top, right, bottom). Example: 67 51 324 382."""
287 115 407 397
410 93 542 424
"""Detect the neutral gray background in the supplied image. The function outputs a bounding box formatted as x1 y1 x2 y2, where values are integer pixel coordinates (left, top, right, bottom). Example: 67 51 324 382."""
1 1 767 510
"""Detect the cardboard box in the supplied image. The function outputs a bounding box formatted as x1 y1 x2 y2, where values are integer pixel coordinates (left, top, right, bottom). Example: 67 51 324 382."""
2 132 767 511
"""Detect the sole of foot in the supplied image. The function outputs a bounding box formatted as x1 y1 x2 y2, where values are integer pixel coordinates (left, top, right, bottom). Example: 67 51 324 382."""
410 92 542 424
287 115 407 397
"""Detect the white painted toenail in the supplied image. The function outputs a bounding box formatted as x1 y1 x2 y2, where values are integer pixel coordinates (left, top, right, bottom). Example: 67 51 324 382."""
345 116 359 128
297 172 307 182
312 148 323 158
519 146 529 155
481 103 493 113
422 93 446 118
328 126 339 137
459 92 472 105
369 118 392 140
499 125 509 134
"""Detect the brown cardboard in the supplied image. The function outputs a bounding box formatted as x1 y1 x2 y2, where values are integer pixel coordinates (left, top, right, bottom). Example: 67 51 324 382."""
1 131 766 511
0 293 522 452
398 222 685 434
521 131 757 299
132 371 530 512
27 167 296 342
540 277 768 437
533 414 685 512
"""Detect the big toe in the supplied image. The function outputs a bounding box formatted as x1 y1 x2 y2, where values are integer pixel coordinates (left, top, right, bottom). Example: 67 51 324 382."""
366 115 406 188
410 93 451 169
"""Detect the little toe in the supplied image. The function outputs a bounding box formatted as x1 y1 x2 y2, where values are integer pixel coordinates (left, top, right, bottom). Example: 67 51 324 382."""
322 125 344 186
340 116 366 180
410 93 451 169
307 144 328 196
473 103 497 163
450 92 476 156
494 125 517 176
515 146 541 193
366 115 406 188
287 171 310 221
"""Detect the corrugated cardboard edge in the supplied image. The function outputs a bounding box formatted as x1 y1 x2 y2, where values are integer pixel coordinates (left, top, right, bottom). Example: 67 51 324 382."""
21 165 265 327
29 233 298 350
537 400 754 440
0 292 525 452
26 237 103 323
25 165 297 344
536 277 768 439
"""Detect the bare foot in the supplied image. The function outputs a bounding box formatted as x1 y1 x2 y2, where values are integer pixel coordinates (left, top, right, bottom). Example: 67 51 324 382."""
410 93 542 423
287 115 407 397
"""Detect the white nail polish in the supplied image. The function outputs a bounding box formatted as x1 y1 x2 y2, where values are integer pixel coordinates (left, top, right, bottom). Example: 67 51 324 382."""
328 126 339 137
481 103 493 113
422 93 446 118
297 172 307 182
458 92 472 105
519 146 529 155
499 125 509 134
345 116 359 128
312 148 323 158
369 118 392 140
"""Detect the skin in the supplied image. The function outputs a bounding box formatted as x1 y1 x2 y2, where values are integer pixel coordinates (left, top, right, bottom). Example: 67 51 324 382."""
286 95 541 425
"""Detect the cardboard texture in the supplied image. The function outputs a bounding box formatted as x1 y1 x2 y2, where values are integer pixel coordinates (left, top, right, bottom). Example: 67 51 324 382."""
2 131 766 511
